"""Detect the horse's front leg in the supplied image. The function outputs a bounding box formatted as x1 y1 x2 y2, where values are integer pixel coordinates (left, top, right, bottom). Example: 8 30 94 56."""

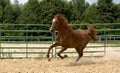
57 47 68 59
47 42 59 61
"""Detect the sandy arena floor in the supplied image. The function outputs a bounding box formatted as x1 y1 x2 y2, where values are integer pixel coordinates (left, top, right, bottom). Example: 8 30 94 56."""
0 57 120 73
0 43 120 73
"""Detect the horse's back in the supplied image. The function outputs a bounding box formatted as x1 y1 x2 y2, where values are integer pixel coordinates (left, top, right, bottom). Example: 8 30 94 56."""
74 30 89 39
64 30 90 48
74 30 91 44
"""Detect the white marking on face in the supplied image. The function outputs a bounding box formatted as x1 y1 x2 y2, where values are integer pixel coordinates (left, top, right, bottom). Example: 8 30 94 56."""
52 19 56 23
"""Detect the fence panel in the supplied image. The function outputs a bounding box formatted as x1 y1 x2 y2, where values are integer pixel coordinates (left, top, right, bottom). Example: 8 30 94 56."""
0 23 119 59
0 24 53 59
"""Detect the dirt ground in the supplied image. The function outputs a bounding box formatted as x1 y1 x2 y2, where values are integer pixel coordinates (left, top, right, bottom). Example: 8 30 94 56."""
0 57 120 73
0 43 120 73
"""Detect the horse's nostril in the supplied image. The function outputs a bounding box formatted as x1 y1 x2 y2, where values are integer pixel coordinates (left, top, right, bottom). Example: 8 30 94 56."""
50 29 54 33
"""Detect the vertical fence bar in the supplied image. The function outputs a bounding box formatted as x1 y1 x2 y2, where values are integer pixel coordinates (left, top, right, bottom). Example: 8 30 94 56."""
26 24 28 58
104 24 106 56
51 32 54 57
0 24 1 58
51 31 56 57
54 31 57 57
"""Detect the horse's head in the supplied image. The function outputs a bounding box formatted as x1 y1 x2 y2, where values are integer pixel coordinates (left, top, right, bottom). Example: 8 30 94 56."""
50 15 60 33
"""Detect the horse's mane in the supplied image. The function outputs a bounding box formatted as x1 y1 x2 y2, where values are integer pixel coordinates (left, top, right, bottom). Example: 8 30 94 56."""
55 14 73 31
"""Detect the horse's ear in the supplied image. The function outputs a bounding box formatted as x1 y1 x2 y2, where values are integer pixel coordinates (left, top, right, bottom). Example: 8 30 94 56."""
53 14 58 18
57 15 61 19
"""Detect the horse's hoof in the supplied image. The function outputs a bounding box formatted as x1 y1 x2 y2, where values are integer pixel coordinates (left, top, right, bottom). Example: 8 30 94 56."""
64 54 68 58
48 58 51 61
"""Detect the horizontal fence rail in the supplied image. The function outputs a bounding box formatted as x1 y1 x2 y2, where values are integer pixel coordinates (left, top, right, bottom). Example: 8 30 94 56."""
0 24 54 59
0 23 120 59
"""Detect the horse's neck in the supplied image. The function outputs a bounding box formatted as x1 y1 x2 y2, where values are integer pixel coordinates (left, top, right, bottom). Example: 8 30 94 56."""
58 24 73 36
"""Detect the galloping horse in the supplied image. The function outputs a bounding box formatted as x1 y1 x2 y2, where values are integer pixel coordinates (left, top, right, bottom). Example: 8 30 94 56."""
47 14 97 62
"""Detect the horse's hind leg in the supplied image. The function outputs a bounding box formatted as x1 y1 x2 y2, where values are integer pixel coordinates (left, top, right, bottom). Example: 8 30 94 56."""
75 43 88 62
57 47 67 59
75 38 90 62
75 47 83 62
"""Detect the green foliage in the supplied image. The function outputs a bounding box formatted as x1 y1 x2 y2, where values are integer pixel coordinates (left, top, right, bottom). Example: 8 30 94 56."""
12 0 21 23
17 0 39 24
97 0 115 23
0 0 120 37
70 0 88 20
115 3 120 23
0 0 6 9
0 0 120 24
81 3 99 23
0 6 3 22
0 0 21 23
3 4 15 23
17 0 80 24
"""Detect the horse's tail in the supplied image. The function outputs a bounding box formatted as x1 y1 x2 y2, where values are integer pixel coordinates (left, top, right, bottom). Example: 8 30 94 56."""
87 24 97 41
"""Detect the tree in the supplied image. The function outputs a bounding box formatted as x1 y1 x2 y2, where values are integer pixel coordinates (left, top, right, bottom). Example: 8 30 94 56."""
17 0 79 24
17 0 39 24
3 0 15 23
44 0 80 23
0 0 6 8
81 4 99 23
70 0 89 20
97 0 115 23
12 0 21 23
115 3 120 22
0 0 7 23
0 6 3 23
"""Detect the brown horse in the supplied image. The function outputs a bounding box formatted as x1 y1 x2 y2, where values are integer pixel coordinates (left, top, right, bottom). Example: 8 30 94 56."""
47 14 97 62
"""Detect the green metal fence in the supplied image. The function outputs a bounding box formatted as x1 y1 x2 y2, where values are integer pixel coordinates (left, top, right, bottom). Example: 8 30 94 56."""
0 24 54 59
0 23 119 59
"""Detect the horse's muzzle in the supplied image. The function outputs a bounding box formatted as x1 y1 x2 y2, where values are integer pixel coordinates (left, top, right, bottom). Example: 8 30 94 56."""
50 29 54 33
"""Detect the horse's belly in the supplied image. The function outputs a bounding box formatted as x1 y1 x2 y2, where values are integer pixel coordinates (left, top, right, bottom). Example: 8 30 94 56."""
60 43 77 48
68 41 81 48
60 38 81 48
